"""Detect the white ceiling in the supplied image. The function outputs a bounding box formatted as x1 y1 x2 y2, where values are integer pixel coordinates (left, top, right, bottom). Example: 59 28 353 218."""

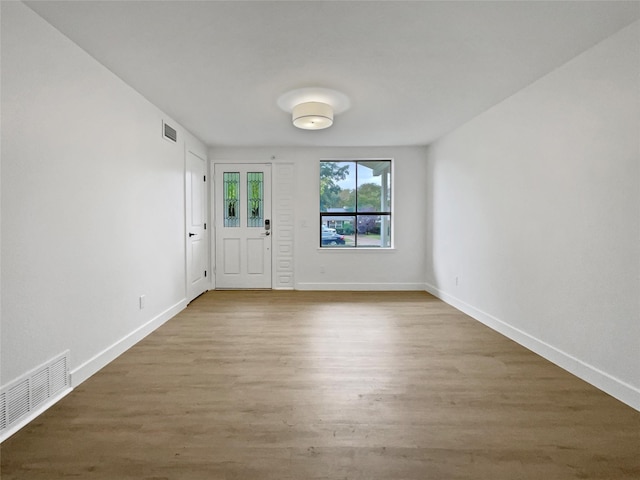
24 1 640 148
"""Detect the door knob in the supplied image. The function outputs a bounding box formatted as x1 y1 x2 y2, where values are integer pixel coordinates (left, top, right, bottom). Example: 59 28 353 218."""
188 232 196 237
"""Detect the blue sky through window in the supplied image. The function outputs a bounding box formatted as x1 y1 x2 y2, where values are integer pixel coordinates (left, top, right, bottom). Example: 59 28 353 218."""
337 163 381 189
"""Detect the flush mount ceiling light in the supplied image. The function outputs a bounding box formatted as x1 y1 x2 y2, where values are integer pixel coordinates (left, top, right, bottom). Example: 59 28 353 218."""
292 102 333 130
278 87 350 131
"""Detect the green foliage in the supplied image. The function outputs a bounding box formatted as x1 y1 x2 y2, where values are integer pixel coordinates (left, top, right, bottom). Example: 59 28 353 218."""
357 183 382 211
320 162 350 211
338 188 356 211
341 222 355 235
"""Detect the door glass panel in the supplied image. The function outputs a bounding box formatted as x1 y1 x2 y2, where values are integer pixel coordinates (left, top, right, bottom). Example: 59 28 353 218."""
247 172 264 227
223 172 240 227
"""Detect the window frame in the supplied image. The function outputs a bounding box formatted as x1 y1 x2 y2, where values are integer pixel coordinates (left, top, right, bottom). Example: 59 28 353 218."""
319 158 393 249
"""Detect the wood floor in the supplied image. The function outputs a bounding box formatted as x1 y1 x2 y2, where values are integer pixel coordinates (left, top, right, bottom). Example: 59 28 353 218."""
1 291 638 479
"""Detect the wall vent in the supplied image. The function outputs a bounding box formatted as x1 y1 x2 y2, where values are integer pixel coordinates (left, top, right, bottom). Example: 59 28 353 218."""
0 392 6 431
163 121 177 143
7 380 30 425
0 351 70 442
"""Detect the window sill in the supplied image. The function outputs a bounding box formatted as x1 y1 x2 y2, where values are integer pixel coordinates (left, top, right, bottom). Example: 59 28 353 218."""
317 247 396 253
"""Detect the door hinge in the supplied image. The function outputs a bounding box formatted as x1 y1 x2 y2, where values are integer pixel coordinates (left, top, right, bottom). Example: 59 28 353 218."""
204 175 206 182
204 223 207 230
204 270 207 278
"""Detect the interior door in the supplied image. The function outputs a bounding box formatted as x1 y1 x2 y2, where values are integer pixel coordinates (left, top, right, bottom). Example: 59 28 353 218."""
186 150 208 301
214 164 272 289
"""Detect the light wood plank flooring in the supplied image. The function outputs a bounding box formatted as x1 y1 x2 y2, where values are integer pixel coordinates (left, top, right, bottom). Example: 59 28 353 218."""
1 291 638 479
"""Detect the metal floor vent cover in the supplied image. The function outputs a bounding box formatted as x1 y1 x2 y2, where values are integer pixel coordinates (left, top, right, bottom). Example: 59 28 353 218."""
0 351 69 441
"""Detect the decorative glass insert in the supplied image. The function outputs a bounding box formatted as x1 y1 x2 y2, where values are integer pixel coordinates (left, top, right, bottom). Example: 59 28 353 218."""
223 172 240 227
247 172 264 227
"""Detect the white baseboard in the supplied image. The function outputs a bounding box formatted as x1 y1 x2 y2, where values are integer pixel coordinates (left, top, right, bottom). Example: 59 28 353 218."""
424 282 640 412
70 299 187 386
296 282 427 291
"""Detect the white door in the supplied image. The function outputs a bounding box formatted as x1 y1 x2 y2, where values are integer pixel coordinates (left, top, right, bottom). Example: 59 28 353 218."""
186 150 208 301
214 164 272 289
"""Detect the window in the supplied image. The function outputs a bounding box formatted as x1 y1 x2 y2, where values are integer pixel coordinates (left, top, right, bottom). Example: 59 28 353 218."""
320 160 391 248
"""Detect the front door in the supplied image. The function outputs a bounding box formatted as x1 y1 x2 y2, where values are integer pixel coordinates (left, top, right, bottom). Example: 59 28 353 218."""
214 164 272 289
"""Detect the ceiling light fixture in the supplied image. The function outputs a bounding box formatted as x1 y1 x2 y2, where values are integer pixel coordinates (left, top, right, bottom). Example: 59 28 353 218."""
292 101 333 130
277 87 350 131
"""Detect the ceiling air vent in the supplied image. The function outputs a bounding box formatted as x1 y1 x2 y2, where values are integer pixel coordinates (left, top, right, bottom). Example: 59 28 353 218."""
163 121 177 143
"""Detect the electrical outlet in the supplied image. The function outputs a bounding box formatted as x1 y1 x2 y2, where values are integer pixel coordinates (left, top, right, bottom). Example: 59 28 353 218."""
455 276 459 286
320 265 325 274
139 295 145 309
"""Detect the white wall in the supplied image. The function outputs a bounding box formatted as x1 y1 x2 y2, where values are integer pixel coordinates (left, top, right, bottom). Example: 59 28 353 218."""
1 2 207 387
425 21 640 409
210 147 428 290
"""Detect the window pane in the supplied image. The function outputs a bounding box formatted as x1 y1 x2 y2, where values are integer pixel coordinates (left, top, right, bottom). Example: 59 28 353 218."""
357 214 391 248
357 161 391 213
320 161 355 213
223 172 240 227
321 215 355 248
246 172 264 227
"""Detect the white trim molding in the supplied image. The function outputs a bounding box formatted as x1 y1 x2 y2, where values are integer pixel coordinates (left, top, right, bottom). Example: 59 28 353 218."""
297 282 426 291
70 299 187 386
425 282 640 412
273 162 295 289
